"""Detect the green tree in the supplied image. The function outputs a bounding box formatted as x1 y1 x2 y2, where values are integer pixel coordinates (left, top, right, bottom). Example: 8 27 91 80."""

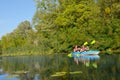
0 40 2 55
1 0 120 55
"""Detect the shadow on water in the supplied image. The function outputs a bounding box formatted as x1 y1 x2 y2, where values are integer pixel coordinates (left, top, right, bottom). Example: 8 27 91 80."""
0 52 120 80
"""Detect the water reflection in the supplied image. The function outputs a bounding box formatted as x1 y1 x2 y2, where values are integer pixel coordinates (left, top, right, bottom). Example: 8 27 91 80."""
0 53 120 80
0 73 19 80
74 55 100 66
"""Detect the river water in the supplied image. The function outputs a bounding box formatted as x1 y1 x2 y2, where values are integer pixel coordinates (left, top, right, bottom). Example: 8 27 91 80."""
0 52 120 80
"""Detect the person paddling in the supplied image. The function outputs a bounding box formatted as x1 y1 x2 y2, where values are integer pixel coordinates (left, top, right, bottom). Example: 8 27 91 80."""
73 45 78 52
80 45 89 52
73 45 81 52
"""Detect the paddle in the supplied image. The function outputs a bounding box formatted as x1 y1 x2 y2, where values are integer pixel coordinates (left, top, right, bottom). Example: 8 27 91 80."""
83 41 88 46
68 53 72 57
90 40 96 45
67 52 80 58
83 40 95 46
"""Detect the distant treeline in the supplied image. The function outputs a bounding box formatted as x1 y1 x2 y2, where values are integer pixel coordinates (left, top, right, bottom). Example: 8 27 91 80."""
0 0 120 55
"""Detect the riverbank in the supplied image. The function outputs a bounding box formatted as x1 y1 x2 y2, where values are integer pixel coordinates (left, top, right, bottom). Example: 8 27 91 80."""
0 52 53 57
0 49 120 57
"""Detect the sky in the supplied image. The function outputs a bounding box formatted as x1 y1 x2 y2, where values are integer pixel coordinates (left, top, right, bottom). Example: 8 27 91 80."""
0 0 36 39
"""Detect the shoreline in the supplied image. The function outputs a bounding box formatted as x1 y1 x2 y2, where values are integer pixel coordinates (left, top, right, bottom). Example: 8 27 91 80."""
0 50 120 57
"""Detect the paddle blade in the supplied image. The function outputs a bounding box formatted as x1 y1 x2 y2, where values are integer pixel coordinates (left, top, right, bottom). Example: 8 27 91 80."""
91 40 96 45
84 42 88 45
68 53 72 57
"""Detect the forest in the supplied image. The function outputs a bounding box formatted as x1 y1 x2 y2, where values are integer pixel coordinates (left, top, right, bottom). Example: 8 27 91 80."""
0 0 120 56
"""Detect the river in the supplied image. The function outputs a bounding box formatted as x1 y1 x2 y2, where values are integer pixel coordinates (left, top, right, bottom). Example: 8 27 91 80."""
0 52 120 80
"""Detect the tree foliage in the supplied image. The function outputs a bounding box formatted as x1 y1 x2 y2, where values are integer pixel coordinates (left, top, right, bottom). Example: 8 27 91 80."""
0 0 120 55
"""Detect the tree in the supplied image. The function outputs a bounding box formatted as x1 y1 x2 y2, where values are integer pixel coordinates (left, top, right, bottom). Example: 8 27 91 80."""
0 40 2 55
33 0 58 31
